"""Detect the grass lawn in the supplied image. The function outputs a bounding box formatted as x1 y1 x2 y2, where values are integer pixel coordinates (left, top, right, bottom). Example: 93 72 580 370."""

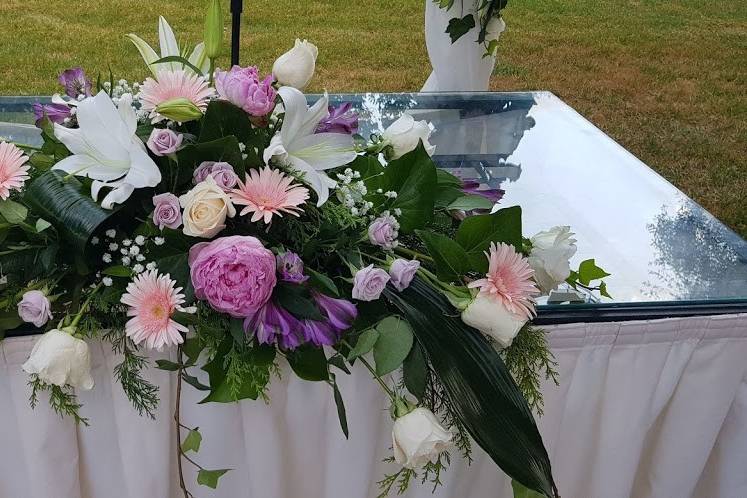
2 0 745 236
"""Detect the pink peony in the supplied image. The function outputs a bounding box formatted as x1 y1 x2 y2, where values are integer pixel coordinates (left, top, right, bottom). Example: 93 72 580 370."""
189 236 277 317
215 65 277 117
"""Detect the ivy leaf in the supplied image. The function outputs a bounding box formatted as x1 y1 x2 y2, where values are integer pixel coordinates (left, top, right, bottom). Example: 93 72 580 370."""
346 328 379 360
327 353 351 374
512 480 546 498
181 428 202 453
35 218 52 233
155 359 180 371
197 469 230 489
286 346 329 381
373 316 414 376
577 259 611 285
181 372 211 391
446 14 476 43
599 281 612 299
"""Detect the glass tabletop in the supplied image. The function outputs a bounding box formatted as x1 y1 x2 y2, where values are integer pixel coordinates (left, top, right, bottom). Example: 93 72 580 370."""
2 92 746 320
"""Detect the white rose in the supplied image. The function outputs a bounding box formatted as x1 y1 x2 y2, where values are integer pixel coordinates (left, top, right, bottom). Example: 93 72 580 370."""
22 329 94 390
382 114 436 160
461 294 526 349
272 39 318 90
392 407 452 469
179 176 236 238
528 226 577 294
485 16 506 43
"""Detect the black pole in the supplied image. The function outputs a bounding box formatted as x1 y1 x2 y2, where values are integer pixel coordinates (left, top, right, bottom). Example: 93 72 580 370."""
230 0 243 66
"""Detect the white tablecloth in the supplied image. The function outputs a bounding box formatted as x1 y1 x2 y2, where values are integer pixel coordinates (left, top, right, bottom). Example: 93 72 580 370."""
2 313 746 498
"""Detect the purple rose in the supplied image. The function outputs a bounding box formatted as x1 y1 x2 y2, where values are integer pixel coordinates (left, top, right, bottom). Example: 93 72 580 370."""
461 180 505 204
215 65 277 117
190 236 277 317
193 161 239 192
32 103 71 126
147 128 184 156
352 265 390 302
314 292 357 332
58 67 92 98
17 290 53 328
389 259 421 292
276 251 308 283
245 300 303 350
316 103 359 134
152 193 182 230
368 214 399 250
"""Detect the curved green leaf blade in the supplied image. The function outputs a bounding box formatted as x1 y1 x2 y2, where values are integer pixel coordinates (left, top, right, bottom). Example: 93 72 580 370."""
24 171 114 253
384 278 556 497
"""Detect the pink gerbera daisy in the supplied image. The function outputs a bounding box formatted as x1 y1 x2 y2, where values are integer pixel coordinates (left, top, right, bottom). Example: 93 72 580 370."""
0 142 30 200
468 242 539 320
230 167 309 224
120 269 188 350
139 69 214 121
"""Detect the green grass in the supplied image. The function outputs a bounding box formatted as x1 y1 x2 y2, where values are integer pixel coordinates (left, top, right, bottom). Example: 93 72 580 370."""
1 0 745 236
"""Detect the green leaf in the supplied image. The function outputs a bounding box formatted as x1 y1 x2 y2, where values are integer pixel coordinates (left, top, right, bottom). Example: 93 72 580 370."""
331 377 349 439
183 337 204 364
434 169 463 208
512 480 546 498
197 469 230 489
346 328 379 360
24 171 114 253
229 318 245 346
349 154 385 193
35 218 52 233
599 281 612 299
181 372 211 391
274 283 323 321
151 55 204 76
307 268 339 297
154 253 194 302
373 316 414 376
102 265 132 277
327 353 351 374
446 14 476 43
416 230 472 281
0 309 23 334
456 206 523 272
181 428 202 453
200 341 276 403
0 199 28 224
577 259 611 285
384 278 556 497
384 143 437 233
446 194 495 212
155 359 180 371
286 346 328 381
199 99 266 168
403 343 428 400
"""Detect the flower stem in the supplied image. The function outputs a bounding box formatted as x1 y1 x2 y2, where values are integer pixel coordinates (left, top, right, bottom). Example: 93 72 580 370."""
342 339 397 402
69 283 102 329
394 246 434 263
174 346 190 498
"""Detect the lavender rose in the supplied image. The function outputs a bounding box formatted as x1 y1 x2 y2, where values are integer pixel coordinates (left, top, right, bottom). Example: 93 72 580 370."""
189 236 277 317
389 259 421 292
17 290 53 328
152 193 182 230
276 251 308 283
146 128 183 156
215 65 277 117
352 265 390 301
368 214 400 250
193 161 239 192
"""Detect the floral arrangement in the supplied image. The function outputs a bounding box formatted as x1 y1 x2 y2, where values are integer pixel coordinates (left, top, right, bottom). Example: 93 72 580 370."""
2 3 611 497
437 0 509 56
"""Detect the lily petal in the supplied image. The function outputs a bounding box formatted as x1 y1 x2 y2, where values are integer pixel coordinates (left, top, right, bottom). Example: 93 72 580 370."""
287 156 336 206
126 33 160 77
158 16 180 71
289 132 357 171
101 182 136 209
188 42 210 75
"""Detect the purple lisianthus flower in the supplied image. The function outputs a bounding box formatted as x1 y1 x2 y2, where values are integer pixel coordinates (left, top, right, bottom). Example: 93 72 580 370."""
193 161 239 192
316 103 359 134
32 103 71 126
245 300 303 350
276 251 308 283
215 65 277 117
461 180 505 204
58 67 92 98
314 292 357 333
389 259 420 292
152 193 182 230
146 128 183 156
300 319 339 347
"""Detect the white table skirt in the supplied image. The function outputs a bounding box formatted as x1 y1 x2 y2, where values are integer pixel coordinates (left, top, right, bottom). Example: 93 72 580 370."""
1 313 746 498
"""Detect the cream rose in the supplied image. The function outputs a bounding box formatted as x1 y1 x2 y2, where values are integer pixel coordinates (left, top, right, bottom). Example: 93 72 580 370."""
179 175 236 238
22 328 94 390
272 39 318 90
461 294 527 349
392 407 453 469
528 226 577 294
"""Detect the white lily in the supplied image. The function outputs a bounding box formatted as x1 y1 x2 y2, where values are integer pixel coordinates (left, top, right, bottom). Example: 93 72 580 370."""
263 87 357 206
52 91 162 209
127 16 209 76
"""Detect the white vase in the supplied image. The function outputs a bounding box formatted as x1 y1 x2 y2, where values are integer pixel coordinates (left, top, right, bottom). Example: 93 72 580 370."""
422 0 498 92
